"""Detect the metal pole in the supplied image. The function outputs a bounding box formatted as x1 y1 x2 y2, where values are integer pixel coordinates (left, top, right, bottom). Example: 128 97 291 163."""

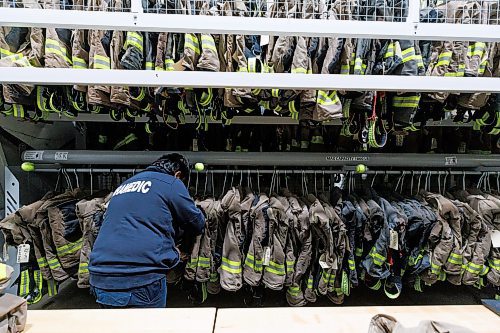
22 150 500 169
31 168 488 176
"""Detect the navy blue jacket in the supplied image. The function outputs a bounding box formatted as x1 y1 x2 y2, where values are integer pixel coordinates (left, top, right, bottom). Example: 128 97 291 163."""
89 169 204 290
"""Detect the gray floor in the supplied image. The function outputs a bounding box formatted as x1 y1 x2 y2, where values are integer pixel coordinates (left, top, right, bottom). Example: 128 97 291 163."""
29 278 493 310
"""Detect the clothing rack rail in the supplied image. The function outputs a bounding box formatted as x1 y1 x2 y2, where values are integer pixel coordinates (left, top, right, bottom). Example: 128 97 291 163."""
28 168 495 176
22 151 500 169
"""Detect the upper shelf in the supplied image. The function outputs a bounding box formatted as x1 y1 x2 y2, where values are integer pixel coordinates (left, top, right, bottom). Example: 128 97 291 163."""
0 0 500 41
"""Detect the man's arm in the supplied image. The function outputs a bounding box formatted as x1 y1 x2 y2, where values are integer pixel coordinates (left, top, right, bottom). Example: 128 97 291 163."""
169 179 205 236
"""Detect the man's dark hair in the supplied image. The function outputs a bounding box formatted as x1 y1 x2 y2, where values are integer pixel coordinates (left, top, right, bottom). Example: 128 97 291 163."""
151 153 190 178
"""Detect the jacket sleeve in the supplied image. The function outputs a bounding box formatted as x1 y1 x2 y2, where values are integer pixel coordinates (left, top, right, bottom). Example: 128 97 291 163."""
169 179 205 236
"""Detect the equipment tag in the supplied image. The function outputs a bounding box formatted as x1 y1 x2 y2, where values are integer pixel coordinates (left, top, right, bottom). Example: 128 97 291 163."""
17 244 30 263
396 134 404 147
445 156 458 166
389 229 399 250
260 35 270 46
319 259 330 269
263 247 271 266
492 230 500 248
431 138 438 150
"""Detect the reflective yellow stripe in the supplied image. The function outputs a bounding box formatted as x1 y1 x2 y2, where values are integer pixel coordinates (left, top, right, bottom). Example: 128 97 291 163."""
196 256 211 268
56 238 83 257
79 262 89 274
201 35 217 53
340 64 350 74
72 56 87 69
489 259 500 271
401 47 416 63
164 59 174 71
13 104 25 118
384 42 395 58
287 286 300 296
431 262 441 274
47 279 58 297
145 61 154 70
185 34 200 55
436 51 452 67
370 247 386 266
393 95 420 108
19 270 30 297
272 89 280 97
124 32 144 51
37 257 49 268
45 38 72 64
264 263 286 276
354 58 363 71
94 55 111 69
0 47 14 58
292 67 309 74
317 90 340 106
307 277 314 289
348 259 356 271
321 271 335 284
416 55 424 68
244 253 263 271
221 257 242 274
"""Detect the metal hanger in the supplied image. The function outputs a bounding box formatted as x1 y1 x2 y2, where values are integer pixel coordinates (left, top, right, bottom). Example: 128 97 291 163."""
437 171 442 195
257 170 261 194
74 169 80 189
371 171 378 188
89 168 94 195
314 171 318 196
221 170 228 197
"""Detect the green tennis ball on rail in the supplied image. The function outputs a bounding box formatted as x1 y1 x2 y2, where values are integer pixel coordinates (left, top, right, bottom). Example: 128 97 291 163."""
355 164 367 174
194 162 205 172
21 162 35 172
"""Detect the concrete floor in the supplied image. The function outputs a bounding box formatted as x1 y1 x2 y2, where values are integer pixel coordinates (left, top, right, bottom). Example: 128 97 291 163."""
29 278 493 310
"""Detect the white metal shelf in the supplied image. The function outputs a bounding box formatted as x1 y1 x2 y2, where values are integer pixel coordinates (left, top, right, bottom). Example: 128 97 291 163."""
1 68 500 92
0 8 499 41
44 113 471 127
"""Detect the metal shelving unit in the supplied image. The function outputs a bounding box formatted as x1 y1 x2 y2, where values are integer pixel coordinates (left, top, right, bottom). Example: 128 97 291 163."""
1 1 499 41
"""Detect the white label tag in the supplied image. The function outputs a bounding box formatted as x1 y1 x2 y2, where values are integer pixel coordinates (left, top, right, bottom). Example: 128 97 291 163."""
389 229 399 250
445 156 458 166
431 138 438 150
319 259 330 269
396 134 404 147
54 152 68 161
458 142 466 154
192 139 198 152
260 35 270 46
263 247 271 266
23 151 44 161
492 230 500 248
17 244 30 263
